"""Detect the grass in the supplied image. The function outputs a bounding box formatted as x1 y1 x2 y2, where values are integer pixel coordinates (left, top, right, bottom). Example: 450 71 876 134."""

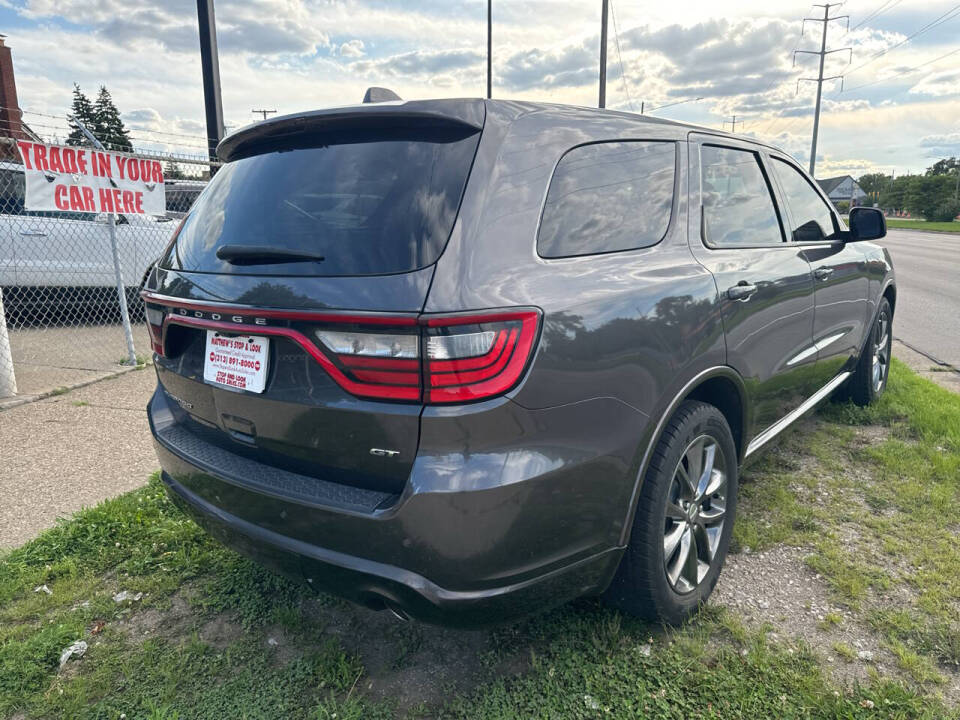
885 219 960 233
736 359 960 687
1 359 959 717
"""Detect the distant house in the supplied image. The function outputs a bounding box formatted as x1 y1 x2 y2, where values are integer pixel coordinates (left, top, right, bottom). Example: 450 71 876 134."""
817 175 868 207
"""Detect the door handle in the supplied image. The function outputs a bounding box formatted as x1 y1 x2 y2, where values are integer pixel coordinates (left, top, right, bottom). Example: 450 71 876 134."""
814 267 834 281
19 229 47 237
727 282 758 301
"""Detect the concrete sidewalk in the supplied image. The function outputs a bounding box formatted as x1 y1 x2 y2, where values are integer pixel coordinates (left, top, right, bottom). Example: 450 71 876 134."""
0 368 158 549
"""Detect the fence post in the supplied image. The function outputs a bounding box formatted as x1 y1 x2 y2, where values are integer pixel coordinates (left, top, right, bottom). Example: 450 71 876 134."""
0 287 16 398
69 115 138 366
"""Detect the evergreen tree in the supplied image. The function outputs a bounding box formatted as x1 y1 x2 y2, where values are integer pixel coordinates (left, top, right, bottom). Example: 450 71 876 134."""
66 84 96 146
163 161 189 180
92 86 132 152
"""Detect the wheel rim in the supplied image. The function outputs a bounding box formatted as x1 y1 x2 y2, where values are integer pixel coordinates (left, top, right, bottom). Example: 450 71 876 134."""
872 309 890 393
663 435 728 595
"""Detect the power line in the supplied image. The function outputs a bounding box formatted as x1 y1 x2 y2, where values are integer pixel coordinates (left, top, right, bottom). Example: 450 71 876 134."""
609 0 636 112
251 109 277 121
845 0 902 34
845 3 960 76
842 46 960 93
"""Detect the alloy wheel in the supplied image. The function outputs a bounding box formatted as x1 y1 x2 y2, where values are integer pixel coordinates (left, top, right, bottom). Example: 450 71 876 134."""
872 309 890 393
663 435 728 594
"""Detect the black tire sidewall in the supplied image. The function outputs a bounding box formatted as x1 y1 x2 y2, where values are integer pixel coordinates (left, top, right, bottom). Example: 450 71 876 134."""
609 401 738 624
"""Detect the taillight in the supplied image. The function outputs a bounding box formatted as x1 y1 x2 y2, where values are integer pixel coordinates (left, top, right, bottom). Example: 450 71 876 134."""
313 309 541 403
315 327 422 401
140 293 541 405
423 310 541 404
145 303 165 356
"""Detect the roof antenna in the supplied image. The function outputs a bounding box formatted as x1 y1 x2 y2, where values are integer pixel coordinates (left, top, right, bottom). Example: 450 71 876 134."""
362 87 402 104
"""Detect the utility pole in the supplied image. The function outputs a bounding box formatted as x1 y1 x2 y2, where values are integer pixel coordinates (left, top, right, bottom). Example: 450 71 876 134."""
598 0 609 108
252 109 277 121
486 0 492 99
197 0 225 172
795 3 850 177
723 115 741 133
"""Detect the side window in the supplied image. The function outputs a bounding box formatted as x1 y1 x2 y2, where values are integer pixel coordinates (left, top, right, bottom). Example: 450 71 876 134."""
700 145 783 247
537 141 675 258
770 158 838 242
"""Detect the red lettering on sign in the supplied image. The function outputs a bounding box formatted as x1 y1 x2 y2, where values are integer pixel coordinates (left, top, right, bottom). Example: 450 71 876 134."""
48 146 65 174
34 145 48 172
16 141 34 170
134 192 144 214
94 152 112 177
111 188 122 212
54 185 69 210
62 147 76 174
68 185 84 211
81 186 95 211
121 190 134 212
76 149 88 175
98 187 114 213
115 156 127 180
127 159 139 181
151 161 163 184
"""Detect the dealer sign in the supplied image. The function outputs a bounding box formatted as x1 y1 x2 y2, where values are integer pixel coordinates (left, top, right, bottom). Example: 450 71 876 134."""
15 140 165 216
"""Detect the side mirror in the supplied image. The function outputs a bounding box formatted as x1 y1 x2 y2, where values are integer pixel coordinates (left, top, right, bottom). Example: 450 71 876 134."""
847 207 886 242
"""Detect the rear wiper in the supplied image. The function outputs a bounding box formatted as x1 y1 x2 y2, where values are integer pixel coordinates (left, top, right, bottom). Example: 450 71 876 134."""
215 245 326 265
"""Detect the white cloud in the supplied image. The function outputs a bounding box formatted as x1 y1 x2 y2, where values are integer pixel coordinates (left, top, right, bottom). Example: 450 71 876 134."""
338 39 365 58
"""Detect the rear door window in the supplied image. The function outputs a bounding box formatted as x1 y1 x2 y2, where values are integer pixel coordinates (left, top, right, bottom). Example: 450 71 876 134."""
700 145 784 247
537 141 676 258
160 126 480 276
769 158 839 242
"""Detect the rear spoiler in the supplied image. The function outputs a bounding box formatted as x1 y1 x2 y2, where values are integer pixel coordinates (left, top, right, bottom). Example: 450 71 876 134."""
217 99 486 163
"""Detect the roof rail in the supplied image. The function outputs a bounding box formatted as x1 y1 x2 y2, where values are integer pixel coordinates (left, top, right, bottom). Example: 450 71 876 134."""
362 87 402 104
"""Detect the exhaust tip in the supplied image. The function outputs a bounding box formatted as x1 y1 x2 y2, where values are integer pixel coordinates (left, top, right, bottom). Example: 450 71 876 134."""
385 601 411 623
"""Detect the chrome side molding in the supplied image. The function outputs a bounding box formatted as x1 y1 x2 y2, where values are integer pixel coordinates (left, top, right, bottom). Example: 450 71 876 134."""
745 371 851 457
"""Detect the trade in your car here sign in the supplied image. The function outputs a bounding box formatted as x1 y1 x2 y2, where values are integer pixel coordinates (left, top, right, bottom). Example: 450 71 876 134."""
15 140 166 216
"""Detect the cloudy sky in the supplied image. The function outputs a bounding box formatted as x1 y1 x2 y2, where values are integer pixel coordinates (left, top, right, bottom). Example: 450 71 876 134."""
0 0 957 177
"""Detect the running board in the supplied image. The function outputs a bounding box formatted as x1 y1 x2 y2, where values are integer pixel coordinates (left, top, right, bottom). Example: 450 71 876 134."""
744 371 851 458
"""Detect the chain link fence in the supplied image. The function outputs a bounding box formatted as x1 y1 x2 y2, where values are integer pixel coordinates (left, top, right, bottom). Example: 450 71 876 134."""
0 137 211 400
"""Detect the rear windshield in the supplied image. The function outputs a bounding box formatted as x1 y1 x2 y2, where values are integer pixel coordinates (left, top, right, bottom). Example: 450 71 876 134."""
159 126 480 276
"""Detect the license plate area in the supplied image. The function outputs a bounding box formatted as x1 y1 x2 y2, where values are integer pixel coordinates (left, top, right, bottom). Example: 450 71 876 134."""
203 330 270 393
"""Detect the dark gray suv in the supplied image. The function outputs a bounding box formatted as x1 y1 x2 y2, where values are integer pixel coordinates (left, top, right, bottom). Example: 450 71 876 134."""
143 98 895 626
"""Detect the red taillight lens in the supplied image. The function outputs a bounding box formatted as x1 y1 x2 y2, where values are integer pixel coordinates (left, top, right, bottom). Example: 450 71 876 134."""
144 304 165 356
423 310 541 404
315 328 422 401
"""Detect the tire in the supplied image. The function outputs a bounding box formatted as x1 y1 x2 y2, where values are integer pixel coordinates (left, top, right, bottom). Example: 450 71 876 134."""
846 297 892 407
604 400 738 624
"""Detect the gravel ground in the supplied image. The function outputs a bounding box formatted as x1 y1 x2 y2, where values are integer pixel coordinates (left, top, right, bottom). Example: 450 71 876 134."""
715 545 895 691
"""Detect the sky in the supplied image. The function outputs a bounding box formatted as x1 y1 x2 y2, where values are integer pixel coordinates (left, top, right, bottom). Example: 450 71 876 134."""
0 0 957 178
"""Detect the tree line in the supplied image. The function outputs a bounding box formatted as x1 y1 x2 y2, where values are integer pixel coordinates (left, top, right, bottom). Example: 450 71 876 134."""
66 84 195 180
858 158 960 222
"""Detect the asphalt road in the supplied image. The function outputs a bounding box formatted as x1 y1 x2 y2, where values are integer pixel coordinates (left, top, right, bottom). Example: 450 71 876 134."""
878 229 960 368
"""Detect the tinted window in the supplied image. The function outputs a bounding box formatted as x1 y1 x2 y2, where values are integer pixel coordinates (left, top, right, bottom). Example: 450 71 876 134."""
701 145 783 247
537 141 675 258
161 126 480 276
770 158 838 242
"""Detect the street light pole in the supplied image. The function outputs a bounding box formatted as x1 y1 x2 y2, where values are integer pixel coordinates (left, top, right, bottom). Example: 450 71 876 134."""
486 0 492 99
197 0 225 172
598 0 609 108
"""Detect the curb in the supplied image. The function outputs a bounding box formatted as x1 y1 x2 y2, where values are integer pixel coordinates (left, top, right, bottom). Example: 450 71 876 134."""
0 364 147 411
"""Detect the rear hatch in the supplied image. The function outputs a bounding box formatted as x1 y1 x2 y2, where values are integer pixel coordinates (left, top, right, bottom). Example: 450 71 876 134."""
145 101 485 495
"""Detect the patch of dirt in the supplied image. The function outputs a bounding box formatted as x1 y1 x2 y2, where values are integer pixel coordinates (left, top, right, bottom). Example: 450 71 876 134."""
304 599 524 713
715 545 896 690
115 590 201 642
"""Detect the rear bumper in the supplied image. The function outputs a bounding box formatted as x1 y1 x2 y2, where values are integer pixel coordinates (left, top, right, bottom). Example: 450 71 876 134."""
149 385 645 626
161 469 620 626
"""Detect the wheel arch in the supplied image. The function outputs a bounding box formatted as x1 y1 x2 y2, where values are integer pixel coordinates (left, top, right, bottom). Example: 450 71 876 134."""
617 365 748 547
